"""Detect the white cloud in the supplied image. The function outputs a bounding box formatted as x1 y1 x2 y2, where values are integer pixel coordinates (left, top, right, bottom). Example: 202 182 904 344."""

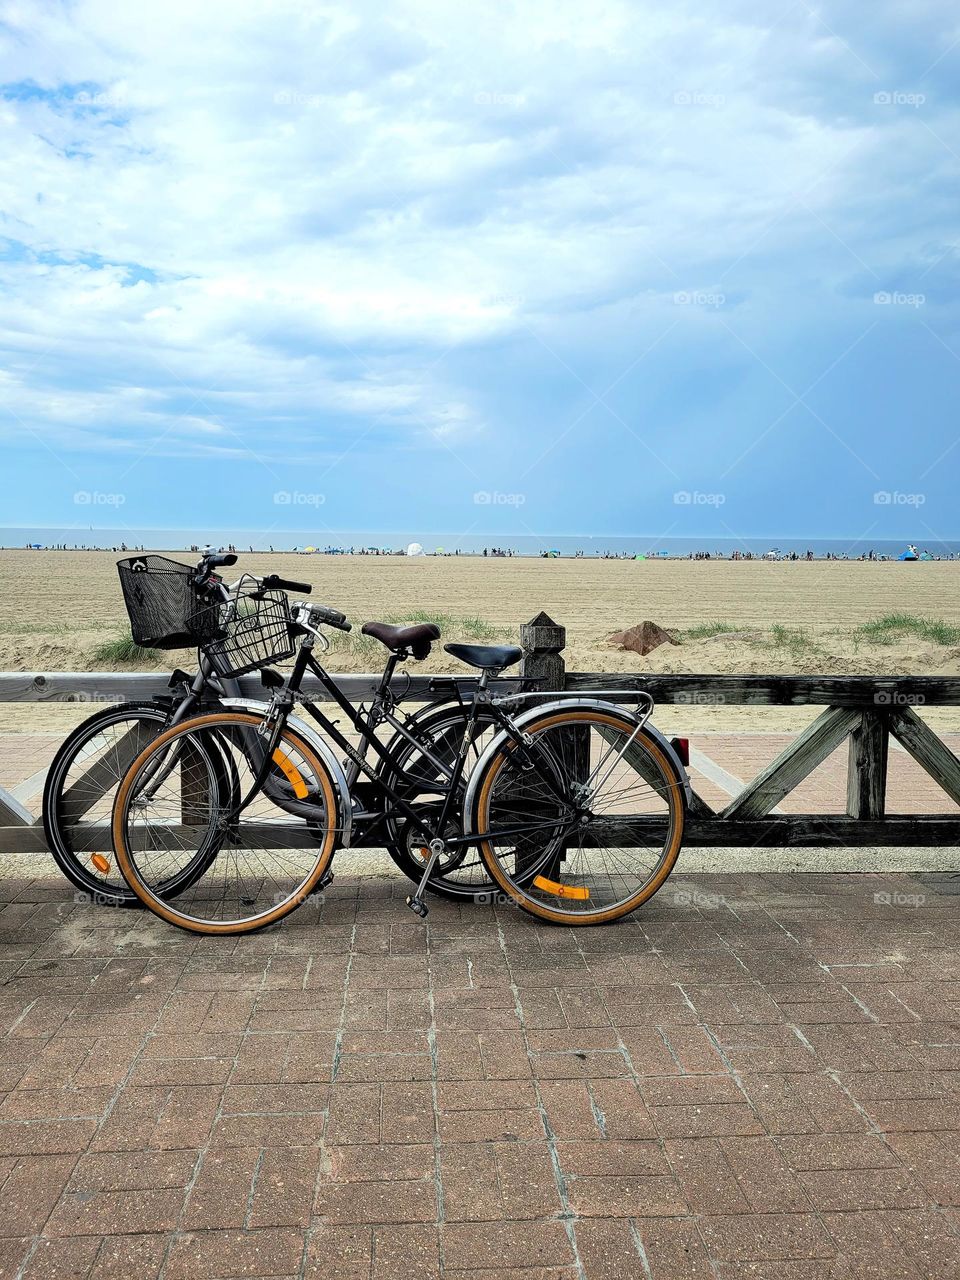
0 0 957 465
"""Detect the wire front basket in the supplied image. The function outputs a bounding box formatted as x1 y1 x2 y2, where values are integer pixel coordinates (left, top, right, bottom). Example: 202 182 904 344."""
202 580 295 677
117 556 226 650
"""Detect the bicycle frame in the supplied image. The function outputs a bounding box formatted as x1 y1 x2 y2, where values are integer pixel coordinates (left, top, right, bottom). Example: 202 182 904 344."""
232 629 577 855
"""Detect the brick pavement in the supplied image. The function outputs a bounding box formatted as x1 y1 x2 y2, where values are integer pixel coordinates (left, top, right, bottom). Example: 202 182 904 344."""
0 864 957 1276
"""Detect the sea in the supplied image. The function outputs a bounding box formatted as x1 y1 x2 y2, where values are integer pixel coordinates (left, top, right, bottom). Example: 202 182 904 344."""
2 528 958 559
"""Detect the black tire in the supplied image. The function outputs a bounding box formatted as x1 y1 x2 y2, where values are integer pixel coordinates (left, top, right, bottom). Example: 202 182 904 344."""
42 701 232 908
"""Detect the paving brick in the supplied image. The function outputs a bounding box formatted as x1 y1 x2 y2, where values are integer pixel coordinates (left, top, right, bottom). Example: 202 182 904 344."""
184 1147 259 1230
46 1186 184 1237
442 1220 575 1271
89 1234 168 1280
799 1166 927 1211
249 1145 321 1227
314 1176 436 1224
629 1217 715 1279
165 1227 305 1279
664 1137 751 1213
720 1135 812 1212
441 1139 552 1221
699 1212 836 1262
19 1235 102 1279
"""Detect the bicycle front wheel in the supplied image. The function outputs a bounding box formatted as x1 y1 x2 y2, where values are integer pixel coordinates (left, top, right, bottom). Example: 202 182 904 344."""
112 712 339 934
470 708 685 925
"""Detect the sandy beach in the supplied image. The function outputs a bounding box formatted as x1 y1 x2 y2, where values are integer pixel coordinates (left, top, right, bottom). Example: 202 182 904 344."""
1 549 959 735
1 548 959 670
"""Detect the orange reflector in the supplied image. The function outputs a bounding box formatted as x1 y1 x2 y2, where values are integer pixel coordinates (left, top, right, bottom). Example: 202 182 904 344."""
532 875 590 900
90 853 111 874
272 748 309 799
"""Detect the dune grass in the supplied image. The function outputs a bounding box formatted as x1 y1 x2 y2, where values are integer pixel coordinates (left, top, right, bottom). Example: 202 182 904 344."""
92 632 162 664
682 621 745 640
856 613 960 647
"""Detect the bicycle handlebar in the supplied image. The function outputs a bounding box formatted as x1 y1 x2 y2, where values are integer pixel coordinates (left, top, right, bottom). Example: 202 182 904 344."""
262 574 312 595
313 604 352 632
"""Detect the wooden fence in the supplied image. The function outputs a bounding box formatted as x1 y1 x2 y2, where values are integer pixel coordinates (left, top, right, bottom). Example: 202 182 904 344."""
1 611 958 853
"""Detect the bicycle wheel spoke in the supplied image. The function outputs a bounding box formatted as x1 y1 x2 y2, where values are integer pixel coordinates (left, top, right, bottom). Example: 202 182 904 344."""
115 714 337 933
475 710 683 923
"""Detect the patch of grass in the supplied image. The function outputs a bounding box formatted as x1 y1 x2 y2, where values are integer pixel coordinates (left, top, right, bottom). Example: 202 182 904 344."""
92 632 162 664
856 613 960 647
682 621 744 640
768 624 815 654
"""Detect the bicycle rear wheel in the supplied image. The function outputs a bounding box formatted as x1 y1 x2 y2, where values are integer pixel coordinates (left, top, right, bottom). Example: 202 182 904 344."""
470 708 685 924
112 712 339 934
43 701 229 907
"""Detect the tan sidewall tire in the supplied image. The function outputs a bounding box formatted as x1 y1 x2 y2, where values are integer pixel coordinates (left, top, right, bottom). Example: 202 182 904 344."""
112 712 338 935
474 712 684 925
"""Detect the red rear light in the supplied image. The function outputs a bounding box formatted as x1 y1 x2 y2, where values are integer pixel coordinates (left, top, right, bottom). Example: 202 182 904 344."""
670 736 690 767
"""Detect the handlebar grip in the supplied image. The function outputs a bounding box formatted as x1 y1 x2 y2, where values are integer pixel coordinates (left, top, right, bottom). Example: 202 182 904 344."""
263 574 312 594
315 605 351 632
204 553 237 567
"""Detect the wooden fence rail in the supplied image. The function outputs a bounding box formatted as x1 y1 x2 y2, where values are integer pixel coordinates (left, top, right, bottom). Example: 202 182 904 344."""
1 611 958 854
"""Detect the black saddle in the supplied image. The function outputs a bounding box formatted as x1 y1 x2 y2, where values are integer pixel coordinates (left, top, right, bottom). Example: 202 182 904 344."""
362 621 440 660
444 642 523 671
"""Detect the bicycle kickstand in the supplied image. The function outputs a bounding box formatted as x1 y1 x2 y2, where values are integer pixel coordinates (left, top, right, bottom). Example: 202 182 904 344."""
405 838 446 919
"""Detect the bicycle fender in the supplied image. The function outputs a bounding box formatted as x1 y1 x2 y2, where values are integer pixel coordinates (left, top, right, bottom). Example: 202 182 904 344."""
462 698 692 824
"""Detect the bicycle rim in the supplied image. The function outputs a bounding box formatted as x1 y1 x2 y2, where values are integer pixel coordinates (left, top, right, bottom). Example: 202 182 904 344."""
113 712 339 934
473 710 684 924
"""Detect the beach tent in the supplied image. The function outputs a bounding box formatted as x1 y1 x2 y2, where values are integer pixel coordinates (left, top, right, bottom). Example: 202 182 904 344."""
897 550 919 561
634 553 646 560
407 542 425 557
435 547 445 554
548 549 560 557
303 546 316 553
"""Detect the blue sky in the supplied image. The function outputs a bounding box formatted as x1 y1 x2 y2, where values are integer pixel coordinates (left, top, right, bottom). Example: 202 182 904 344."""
1 0 958 544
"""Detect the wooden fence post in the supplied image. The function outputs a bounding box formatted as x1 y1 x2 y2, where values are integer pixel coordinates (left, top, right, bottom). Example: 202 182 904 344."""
519 613 586 869
519 611 566 691
846 710 889 820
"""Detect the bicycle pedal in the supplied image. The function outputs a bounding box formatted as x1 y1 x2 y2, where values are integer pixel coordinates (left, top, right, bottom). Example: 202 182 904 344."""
405 895 429 919
318 870 335 890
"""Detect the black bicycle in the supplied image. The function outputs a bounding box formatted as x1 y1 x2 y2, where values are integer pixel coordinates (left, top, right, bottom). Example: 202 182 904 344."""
43 554 512 906
109 572 689 934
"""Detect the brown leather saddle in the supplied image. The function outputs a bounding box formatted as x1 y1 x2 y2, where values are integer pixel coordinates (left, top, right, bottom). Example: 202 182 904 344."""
361 621 441 660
